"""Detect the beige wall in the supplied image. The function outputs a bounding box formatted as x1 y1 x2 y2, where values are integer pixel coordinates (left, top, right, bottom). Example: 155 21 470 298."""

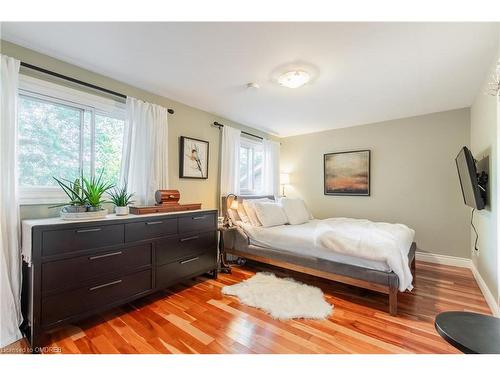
1 40 492 276
281 109 471 258
1 40 276 220
470 40 499 303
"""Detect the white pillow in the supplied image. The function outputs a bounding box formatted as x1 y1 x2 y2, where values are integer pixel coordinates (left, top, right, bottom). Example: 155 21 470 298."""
227 208 239 226
236 204 250 224
280 198 310 225
242 198 272 226
253 202 288 227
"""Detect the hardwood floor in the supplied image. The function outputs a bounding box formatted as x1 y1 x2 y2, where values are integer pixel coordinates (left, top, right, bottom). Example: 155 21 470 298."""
11 260 492 354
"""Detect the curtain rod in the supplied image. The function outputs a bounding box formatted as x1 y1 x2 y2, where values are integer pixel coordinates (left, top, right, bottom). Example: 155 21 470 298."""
20 62 175 114
212 121 264 140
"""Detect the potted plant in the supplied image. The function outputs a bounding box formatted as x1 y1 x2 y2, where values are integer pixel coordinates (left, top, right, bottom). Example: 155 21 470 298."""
109 184 134 216
51 177 87 213
82 170 115 212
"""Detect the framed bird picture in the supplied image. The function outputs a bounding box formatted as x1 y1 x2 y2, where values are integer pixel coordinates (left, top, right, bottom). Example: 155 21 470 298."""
179 136 209 179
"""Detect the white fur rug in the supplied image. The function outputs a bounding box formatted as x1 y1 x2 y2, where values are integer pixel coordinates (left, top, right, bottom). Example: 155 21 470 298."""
221 272 333 320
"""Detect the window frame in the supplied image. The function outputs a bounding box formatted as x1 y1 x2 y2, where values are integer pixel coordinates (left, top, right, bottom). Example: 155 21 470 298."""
239 136 264 196
18 75 125 205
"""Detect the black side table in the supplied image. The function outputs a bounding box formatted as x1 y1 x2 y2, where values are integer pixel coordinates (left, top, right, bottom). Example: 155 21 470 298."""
217 225 236 274
435 311 500 354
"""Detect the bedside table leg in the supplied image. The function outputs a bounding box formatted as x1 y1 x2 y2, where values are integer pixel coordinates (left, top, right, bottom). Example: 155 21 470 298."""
218 228 232 274
219 253 232 274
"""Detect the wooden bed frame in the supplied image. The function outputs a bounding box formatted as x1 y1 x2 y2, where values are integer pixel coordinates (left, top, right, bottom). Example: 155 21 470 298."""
227 246 416 316
222 195 416 316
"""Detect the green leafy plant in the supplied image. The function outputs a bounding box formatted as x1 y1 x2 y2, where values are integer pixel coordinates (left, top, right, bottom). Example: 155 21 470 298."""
82 170 115 208
109 184 134 207
50 177 86 207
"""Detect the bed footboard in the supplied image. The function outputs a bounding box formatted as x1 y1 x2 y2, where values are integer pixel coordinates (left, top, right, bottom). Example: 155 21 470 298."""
225 240 417 317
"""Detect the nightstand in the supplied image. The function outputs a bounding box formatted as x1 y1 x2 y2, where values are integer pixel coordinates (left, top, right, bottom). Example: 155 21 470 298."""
217 225 237 274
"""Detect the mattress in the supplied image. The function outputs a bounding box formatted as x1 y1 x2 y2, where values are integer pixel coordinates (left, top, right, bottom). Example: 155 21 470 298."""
238 219 410 273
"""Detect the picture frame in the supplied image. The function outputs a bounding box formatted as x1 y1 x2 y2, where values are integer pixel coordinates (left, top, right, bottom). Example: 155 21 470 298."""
324 149 370 196
179 136 209 179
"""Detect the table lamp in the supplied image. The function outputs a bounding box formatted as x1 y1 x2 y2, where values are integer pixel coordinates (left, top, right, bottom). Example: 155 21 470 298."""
280 173 290 197
225 193 238 226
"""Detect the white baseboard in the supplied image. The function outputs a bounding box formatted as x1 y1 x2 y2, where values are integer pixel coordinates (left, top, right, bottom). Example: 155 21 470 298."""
416 251 500 317
415 251 472 268
470 262 500 317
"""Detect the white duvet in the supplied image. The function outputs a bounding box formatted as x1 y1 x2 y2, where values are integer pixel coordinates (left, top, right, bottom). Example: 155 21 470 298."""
314 218 415 291
239 218 415 292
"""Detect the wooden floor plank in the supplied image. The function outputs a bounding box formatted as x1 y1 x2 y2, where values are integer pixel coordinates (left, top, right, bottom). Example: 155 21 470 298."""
11 260 491 354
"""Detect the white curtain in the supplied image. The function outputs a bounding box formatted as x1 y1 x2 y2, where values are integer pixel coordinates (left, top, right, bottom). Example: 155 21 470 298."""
0 55 22 347
120 97 169 205
263 139 280 198
220 125 241 196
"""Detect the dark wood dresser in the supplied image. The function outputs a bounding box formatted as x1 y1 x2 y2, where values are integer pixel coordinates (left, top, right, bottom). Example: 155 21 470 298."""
22 209 218 350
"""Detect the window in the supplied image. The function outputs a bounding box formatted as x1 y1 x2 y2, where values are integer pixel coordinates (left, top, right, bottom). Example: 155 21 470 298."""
239 137 264 195
18 76 125 203
18 95 82 187
94 113 125 184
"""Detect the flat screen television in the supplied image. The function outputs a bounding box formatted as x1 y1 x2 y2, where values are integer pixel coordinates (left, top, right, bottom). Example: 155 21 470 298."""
455 146 486 210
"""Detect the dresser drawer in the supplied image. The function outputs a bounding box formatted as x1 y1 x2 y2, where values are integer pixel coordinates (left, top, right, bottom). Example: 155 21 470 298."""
125 218 177 242
42 224 124 257
178 213 216 234
156 251 216 289
156 231 217 266
42 244 152 293
41 269 152 326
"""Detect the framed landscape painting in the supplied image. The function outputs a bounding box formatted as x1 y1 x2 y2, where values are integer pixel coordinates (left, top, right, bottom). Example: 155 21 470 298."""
324 150 370 196
179 136 209 179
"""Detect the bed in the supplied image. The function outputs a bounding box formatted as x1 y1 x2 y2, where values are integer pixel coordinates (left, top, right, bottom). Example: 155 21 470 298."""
221 195 416 316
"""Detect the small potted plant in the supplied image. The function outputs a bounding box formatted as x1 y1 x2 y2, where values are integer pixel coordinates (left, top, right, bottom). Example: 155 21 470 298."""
82 170 115 212
109 184 134 216
51 177 87 213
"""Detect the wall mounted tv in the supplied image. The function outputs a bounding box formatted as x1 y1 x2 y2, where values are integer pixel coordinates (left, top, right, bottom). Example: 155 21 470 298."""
455 146 487 210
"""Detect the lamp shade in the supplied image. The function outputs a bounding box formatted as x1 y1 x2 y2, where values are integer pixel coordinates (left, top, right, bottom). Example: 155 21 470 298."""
280 173 290 185
230 199 239 210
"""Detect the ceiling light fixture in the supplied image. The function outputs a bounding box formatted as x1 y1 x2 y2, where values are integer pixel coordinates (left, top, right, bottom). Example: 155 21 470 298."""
278 70 310 89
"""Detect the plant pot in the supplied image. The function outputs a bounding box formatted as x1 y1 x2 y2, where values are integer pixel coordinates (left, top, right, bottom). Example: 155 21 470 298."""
115 206 129 216
61 205 87 213
87 206 102 212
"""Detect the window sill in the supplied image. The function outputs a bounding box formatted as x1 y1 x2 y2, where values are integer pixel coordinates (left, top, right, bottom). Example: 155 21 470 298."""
19 198 67 206
19 187 68 206
19 188 115 206
238 193 273 198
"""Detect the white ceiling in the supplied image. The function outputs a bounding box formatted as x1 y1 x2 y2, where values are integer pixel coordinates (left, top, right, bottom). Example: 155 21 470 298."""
2 22 499 137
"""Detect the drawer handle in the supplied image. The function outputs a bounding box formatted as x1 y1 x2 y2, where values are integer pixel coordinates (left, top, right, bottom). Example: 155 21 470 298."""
89 279 122 291
76 228 102 233
192 216 206 220
89 251 123 260
146 221 163 225
180 257 199 265
180 235 199 242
